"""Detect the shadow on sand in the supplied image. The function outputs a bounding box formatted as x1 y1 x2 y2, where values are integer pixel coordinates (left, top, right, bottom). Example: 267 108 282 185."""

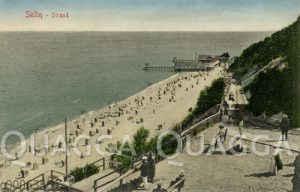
260 140 280 142
245 172 273 178
283 163 294 167
282 174 294 177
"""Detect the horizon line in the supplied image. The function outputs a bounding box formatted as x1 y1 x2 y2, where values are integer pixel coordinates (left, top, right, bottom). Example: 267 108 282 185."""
0 30 275 33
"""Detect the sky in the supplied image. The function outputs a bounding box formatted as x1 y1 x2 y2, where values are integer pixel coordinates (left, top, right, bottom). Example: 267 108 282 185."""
0 0 299 31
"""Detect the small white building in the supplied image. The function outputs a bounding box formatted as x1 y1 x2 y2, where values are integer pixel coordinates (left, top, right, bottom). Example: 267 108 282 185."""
172 53 229 71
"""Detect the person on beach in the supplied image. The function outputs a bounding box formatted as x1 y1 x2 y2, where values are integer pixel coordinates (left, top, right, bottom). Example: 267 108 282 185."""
20 169 25 178
140 156 149 189
147 152 156 183
270 147 283 175
280 114 290 141
107 128 112 135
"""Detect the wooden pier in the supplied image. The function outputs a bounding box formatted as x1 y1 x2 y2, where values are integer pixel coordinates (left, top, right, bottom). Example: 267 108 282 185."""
143 64 175 71
143 63 206 72
143 53 230 72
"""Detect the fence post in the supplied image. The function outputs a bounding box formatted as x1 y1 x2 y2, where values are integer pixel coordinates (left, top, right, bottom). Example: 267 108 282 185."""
119 168 123 186
51 170 54 189
103 158 106 170
93 181 97 192
42 174 46 191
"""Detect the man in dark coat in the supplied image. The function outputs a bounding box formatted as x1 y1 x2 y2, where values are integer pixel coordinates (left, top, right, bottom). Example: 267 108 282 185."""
140 158 149 189
147 153 156 183
280 114 290 141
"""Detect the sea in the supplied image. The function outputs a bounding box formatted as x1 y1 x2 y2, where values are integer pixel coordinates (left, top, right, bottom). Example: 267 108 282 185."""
0 32 271 142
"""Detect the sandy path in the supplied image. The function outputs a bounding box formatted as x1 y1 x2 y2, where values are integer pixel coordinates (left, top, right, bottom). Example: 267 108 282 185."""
151 125 297 192
102 124 298 192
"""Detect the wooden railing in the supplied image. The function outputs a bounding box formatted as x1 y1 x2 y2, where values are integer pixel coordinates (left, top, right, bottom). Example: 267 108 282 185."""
42 180 84 192
26 173 45 191
167 176 185 192
94 160 142 192
93 74 230 192
90 157 109 172
93 157 141 192
92 104 223 192
92 110 220 192
180 110 220 137
1 169 72 192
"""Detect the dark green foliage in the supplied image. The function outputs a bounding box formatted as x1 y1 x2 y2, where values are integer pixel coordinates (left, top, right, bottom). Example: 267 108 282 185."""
111 153 132 169
133 127 149 156
70 167 85 182
194 78 225 114
229 21 294 80
230 16 300 127
111 127 151 169
182 112 194 127
288 16 300 127
145 137 158 152
246 69 292 117
70 163 99 182
111 126 180 168
157 133 179 161
182 78 225 127
116 140 133 156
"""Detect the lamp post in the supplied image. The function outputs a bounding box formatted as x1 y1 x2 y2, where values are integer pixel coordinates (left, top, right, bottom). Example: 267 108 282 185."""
65 118 68 179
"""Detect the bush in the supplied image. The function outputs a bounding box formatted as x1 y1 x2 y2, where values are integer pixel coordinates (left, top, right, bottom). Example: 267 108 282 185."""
157 133 179 161
70 163 99 182
111 127 181 167
194 78 225 115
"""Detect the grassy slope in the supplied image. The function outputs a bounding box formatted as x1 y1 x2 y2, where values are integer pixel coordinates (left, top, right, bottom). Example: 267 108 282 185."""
182 78 225 128
229 17 300 127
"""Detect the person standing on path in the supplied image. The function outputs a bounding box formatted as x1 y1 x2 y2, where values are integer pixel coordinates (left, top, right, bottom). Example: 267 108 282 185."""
140 157 149 189
270 147 283 175
280 114 290 141
238 117 244 137
147 152 156 183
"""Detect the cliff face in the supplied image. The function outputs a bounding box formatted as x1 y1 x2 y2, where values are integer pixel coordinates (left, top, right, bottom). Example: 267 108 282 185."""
229 17 300 128
293 155 300 192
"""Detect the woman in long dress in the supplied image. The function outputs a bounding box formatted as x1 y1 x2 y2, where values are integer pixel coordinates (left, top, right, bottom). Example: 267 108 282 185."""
270 147 283 175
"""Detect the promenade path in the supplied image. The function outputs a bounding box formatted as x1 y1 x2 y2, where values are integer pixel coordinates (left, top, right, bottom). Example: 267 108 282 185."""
226 83 248 111
104 124 298 192
226 125 300 154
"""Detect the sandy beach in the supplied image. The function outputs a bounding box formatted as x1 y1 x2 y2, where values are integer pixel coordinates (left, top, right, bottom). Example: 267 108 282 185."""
0 66 224 183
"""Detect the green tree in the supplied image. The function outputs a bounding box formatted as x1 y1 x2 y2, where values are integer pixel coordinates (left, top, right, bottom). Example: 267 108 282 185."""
133 127 150 156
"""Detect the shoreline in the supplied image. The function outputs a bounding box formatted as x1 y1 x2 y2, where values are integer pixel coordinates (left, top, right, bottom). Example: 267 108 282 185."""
3 73 178 150
0 66 223 183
